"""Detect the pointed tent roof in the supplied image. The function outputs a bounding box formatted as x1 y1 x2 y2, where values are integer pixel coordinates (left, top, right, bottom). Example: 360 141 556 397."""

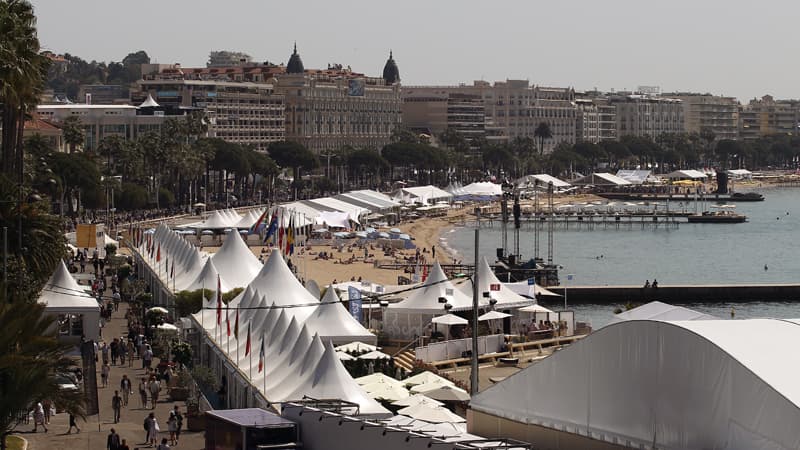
246 251 318 322
183 258 232 293
303 287 376 345
139 93 160 108
211 230 262 288
389 262 479 313
268 332 326 401
39 260 99 312
286 43 305 74
286 339 391 418
458 257 535 309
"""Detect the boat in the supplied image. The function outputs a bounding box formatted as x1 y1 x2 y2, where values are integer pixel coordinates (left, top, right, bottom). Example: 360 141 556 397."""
687 205 747 223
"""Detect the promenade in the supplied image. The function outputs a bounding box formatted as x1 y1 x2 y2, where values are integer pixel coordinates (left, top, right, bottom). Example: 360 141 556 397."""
17 301 205 450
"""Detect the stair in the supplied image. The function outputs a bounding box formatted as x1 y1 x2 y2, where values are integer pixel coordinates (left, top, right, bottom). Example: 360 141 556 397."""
393 350 416 372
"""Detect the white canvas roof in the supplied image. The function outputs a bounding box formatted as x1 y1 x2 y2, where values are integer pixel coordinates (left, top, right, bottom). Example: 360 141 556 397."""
389 262 481 313
314 211 351 228
516 174 571 189
459 182 503 196
242 251 318 322
664 169 708 180
233 209 265 229
471 318 800 450
302 287 376 345
572 172 632 186
615 169 652 185
399 186 453 204
306 197 368 221
188 209 243 230
39 260 98 312
503 280 560 298
210 230 262 289
458 257 535 309
183 258 232 293
610 301 718 324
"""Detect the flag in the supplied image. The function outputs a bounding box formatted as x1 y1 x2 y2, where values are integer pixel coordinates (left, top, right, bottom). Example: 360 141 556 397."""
249 209 269 233
277 209 285 252
226 306 231 337
245 323 251 356
263 210 279 243
216 274 222 325
286 214 294 255
170 259 175 279
258 335 265 373
156 243 161 262
233 308 239 340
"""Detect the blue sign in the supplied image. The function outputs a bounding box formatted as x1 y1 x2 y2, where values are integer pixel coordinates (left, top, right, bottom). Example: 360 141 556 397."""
348 287 362 322
527 278 536 285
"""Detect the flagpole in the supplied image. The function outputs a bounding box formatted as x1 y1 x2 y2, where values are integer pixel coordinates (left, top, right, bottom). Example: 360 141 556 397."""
262 334 266 396
226 305 230 356
200 278 205 366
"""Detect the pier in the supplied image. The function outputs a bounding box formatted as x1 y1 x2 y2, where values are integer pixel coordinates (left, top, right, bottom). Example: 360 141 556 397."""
598 192 765 202
542 283 800 304
455 214 682 230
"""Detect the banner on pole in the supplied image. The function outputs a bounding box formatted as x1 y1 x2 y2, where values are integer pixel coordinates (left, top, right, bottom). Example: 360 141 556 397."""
348 286 362 322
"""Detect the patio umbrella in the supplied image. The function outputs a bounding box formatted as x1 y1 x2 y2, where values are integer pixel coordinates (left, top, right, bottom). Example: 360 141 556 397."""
358 350 392 360
519 304 554 313
422 385 470 402
431 314 468 326
397 404 465 424
410 380 456 394
337 352 356 361
335 342 378 353
403 371 452 387
478 310 512 321
391 393 444 407
390 227 402 234
356 372 403 386
156 323 179 332
364 383 410 402
147 307 169 314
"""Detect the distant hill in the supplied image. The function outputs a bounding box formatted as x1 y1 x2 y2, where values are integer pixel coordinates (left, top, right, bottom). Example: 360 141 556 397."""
46 50 150 101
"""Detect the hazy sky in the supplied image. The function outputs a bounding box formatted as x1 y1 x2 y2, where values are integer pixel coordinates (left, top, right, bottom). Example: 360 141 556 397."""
30 0 800 102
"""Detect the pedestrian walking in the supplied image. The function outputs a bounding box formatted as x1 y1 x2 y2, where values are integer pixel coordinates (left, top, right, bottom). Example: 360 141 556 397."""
127 340 135 367
67 413 80 434
110 339 119 365
112 390 122 423
107 427 120 450
120 374 131 406
149 378 161 409
167 411 177 445
42 398 52 424
101 363 110 387
32 401 47 432
145 412 159 447
143 344 153 370
173 405 183 445
101 342 110 365
139 377 148 409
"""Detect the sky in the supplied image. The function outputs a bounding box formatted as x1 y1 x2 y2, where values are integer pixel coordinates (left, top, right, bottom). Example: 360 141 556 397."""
30 0 800 102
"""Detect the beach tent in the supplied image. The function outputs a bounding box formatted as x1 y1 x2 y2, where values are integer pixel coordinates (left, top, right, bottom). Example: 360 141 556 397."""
38 260 101 341
210 229 262 289
571 172 632 187
664 169 708 180
188 209 243 230
397 186 453 205
610 301 718 324
728 169 753 180
615 169 653 185
458 182 503 197
470 319 800 449
515 174 571 191
306 197 368 223
458 257 536 309
389 262 478 313
302 287 376 345
503 279 561 299
237 251 318 323
183 258 232 293
336 341 379 354
314 211 351 229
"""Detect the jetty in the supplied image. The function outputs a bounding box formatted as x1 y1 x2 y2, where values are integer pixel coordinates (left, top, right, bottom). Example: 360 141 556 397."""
543 283 800 304
598 191 765 202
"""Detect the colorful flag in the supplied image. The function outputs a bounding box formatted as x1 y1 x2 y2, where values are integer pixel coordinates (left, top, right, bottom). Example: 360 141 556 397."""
226 306 231 337
245 323 251 356
286 213 294 255
233 308 239 340
258 335 265 373
277 209 285 252
263 210 279 243
216 274 222 325
170 259 175 279
156 243 161 262
249 209 269 233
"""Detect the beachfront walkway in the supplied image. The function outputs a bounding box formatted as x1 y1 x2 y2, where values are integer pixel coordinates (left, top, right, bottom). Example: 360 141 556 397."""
16 301 205 450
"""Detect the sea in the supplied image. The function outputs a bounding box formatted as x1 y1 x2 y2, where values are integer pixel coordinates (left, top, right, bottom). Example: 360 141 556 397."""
441 187 800 328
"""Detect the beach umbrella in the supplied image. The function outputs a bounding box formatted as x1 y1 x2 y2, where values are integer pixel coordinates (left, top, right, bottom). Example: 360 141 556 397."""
404 371 453 388
367 383 410 402
391 394 444 408
358 350 392 360
519 304 554 313
147 307 169 314
337 352 356 361
390 227 402 234
398 233 411 240
336 341 378 353
422 385 470 402
377 232 390 238
356 372 403 386
397 404 465 424
478 310 512 321
431 314 468 326
355 231 369 238
156 323 179 332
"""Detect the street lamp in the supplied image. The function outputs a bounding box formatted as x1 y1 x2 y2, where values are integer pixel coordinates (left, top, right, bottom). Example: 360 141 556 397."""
564 273 574 310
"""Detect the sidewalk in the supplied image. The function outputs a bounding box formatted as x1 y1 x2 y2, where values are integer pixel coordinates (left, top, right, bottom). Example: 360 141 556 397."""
18 299 205 449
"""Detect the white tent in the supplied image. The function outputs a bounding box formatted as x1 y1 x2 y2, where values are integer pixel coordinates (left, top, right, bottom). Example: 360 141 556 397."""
336 341 378 354
610 301 718 324
302 287 376 345
664 169 708 180
389 262 478 313
183 258 232 293
38 260 101 341
240 251 319 322
471 318 800 450
314 211 351 228
365 383 410 402
458 182 503 197
459 257 535 309
189 209 243 230
515 174 571 190
391 393 445 407
503 279 560 299
571 172 632 186
357 350 392 360
403 371 453 388
356 372 404 387
398 186 453 205
398 403 465 424
431 314 468 326
615 169 652 185
307 197 369 222
210 229 262 289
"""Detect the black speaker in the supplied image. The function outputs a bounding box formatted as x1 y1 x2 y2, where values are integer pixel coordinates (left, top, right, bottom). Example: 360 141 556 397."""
716 171 728 194
496 248 504 258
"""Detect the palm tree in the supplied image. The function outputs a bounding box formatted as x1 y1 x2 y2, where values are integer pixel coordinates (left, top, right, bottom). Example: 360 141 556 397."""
61 116 85 154
534 122 553 156
0 301 86 450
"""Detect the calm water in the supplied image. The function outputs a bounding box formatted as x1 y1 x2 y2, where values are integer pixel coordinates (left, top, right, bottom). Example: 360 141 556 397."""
442 187 800 327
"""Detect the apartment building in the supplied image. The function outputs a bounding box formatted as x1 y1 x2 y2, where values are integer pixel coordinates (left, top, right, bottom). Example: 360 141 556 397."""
665 93 739 140
575 99 600 144
610 93 684 139
738 95 799 140
401 88 486 148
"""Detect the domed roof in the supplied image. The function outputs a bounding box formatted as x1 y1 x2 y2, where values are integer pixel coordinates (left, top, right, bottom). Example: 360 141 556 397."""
382 50 400 85
286 43 305 74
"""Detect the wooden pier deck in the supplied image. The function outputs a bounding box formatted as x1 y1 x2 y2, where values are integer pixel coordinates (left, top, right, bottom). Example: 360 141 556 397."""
542 283 800 304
